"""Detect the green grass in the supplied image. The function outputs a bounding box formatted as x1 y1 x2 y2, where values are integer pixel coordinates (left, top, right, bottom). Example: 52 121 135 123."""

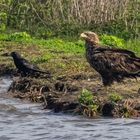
0 32 87 75
1 32 140 55
31 38 84 54
109 93 123 103
123 40 140 56
0 33 84 55
0 32 140 66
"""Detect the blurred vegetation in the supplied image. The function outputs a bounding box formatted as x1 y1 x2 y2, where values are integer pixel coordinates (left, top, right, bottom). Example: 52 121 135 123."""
100 35 125 47
1 31 140 58
109 93 123 103
0 0 139 40
0 0 140 64
8 32 31 41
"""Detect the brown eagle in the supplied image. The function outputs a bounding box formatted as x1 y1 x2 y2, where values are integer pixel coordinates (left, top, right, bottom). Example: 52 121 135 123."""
81 31 140 86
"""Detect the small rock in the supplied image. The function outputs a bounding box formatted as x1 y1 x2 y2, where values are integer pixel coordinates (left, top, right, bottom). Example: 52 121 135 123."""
72 74 87 80
66 84 79 92
102 102 114 117
63 102 79 111
134 103 140 110
55 82 65 92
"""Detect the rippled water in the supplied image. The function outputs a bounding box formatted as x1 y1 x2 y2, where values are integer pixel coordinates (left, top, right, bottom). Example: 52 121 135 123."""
0 77 140 140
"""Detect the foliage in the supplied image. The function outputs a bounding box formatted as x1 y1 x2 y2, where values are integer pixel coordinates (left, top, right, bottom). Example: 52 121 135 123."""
0 12 7 31
100 34 125 47
0 0 139 39
79 89 94 105
8 32 31 41
0 23 6 32
109 93 123 103
1 31 140 58
123 39 140 55
119 107 129 118
78 89 98 117
0 34 9 41
29 38 84 55
32 54 52 64
1 30 140 57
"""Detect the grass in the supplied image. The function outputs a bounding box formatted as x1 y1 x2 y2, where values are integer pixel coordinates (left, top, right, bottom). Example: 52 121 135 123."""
123 40 140 56
0 32 88 76
0 32 140 73
109 93 123 103
1 32 140 55
0 33 84 54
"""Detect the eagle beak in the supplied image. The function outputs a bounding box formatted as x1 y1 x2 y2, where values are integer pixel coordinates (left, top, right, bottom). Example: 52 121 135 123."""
80 33 87 39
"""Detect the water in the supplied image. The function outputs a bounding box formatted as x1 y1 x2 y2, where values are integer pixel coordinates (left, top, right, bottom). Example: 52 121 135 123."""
0 77 140 140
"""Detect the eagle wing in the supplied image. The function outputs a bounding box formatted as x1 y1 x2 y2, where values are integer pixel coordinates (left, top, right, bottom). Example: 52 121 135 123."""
95 47 136 57
94 48 140 75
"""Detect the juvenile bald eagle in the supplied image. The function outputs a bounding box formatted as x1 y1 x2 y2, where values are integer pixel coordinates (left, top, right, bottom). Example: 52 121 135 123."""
81 31 140 86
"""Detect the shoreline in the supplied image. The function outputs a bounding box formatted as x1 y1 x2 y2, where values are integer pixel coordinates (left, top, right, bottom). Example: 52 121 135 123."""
1 64 140 118
0 37 140 118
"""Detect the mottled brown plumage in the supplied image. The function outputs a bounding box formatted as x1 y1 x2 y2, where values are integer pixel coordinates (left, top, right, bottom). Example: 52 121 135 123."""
81 31 140 86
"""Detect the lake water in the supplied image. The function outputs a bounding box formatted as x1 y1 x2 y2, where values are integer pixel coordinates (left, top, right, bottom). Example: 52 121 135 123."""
0 76 140 140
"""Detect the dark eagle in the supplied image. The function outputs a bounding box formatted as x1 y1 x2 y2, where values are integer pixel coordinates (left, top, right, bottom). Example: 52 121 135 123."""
10 51 49 76
81 31 140 86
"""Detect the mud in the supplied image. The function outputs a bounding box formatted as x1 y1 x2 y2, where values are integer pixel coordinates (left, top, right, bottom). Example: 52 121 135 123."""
1 63 140 118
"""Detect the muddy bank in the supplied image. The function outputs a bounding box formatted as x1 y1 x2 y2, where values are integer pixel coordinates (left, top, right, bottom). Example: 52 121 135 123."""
1 64 140 118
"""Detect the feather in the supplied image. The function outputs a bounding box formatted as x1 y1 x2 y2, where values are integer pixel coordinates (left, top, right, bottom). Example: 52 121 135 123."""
10 52 49 76
81 31 140 86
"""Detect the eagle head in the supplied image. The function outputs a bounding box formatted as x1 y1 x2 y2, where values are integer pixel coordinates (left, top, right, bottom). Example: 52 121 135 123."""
80 31 99 44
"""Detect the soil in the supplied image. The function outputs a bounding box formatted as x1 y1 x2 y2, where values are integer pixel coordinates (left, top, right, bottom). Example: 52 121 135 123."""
1 62 140 118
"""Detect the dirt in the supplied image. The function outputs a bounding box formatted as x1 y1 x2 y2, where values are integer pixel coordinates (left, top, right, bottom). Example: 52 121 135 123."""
1 59 140 118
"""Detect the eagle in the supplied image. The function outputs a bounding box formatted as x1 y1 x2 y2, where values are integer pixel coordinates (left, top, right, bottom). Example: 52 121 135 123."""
10 51 49 76
80 31 140 86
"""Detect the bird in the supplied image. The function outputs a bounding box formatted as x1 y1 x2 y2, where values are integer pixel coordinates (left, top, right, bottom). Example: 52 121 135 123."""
10 51 50 76
80 31 140 86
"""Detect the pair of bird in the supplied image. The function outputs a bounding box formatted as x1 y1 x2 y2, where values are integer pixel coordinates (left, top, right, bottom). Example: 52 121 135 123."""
9 31 140 86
